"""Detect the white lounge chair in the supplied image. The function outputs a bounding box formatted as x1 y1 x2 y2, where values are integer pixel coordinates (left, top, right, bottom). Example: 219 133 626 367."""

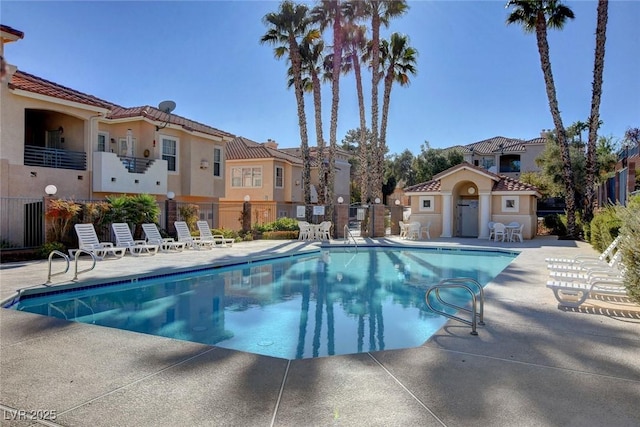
175 221 214 250
196 221 234 247
545 235 621 265
546 275 627 307
547 248 622 272
112 223 159 256
71 223 126 260
142 223 186 252
548 251 625 281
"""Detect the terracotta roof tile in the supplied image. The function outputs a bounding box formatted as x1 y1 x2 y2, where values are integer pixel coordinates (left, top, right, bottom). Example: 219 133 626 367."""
9 70 114 109
464 136 546 154
226 137 303 164
109 106 235 139
404 179 440 193
493 175 540 193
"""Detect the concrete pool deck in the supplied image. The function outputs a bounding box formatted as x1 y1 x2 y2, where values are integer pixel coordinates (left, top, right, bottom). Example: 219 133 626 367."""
1 236 639 426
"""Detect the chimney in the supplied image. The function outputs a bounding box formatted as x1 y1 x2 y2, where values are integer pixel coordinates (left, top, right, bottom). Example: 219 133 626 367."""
264 139 278 149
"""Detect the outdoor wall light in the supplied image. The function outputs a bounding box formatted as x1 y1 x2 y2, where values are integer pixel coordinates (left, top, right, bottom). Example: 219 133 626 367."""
374 197 381 204
167 191 175 200
295 180 300 186
395 199 401 206
337 196 344 204
244 195 250 202
44 184 57 196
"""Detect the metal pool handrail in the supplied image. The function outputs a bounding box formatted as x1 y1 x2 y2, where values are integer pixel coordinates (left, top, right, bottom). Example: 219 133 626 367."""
343 225 358 252
73 249 97 280
425 278 485 335
47 250 70 284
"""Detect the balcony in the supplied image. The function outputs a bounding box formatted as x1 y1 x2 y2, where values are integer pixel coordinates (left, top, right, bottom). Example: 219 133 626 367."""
93 152 168 195
24 145 86 170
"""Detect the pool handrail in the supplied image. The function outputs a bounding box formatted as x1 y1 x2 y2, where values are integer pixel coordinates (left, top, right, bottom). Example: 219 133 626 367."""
343 225 358 252
425 277 485 335
73 249 97 281
47 250 70 284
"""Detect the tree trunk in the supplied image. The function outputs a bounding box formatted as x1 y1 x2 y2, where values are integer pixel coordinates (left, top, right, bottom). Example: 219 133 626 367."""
327 0 342 222
370 12 381 201
380 64 395 172
584 0 608 223
535 12 577 238
354 55 369 205
311 70 326 205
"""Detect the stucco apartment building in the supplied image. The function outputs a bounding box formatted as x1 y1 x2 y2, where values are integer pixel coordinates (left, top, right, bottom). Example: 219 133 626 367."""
0 24 349 247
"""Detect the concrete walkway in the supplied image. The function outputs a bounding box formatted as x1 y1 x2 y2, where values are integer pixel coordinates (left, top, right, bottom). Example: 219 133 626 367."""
1 237 639 426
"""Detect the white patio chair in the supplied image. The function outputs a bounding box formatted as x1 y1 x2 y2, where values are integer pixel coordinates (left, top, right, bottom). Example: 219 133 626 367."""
399 221 408 239
492 223 507 242
196 221 234 247
112 223 159 256
175 221 214 250
421 222 431 240
488 221 495 240
510 224 524 242
318 221 332 240
71 223 126 260
142 223 186 252
407 222 421 240
298 221 311 240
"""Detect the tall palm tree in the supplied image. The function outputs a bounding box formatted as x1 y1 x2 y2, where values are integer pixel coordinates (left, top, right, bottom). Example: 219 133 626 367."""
358 0 408 201
341 12 371 204
379 33 417 168
584 0 608 223
311 1 344 223
261 1 317 212
298 36 327 204
506 0 578 238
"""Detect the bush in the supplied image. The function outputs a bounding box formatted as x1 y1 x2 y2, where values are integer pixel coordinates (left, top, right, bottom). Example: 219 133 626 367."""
253 217 300 233
589 205 621 253
542 214 566 236
212 228 239 242
262 230 299 240
179 204 200 232
617 195 640 303
38 241 66 259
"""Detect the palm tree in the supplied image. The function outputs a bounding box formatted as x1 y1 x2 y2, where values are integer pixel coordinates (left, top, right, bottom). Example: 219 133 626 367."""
311 1 344 223
341 13 371 204
298 36 327 204
584 0 608 223
261 1 317 213
379 33 417 168
506 0 578 239
357 0 408 201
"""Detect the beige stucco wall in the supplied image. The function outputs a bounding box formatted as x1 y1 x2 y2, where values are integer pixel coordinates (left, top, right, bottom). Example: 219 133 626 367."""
439 170 494 193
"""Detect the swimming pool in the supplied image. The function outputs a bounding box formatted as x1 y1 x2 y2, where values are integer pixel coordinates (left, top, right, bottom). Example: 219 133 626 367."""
9 246 516 359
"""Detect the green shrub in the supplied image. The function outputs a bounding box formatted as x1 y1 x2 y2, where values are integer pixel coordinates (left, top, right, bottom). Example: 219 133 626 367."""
38 241 66 259
617 195 640 303
253 217 300 233
589 205 621 253
543 214 566 236
262 230 298 240
212 228 239 242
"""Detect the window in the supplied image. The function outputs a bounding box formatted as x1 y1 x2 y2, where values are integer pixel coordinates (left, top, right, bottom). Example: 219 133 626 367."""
275 166 284 188
213 147 222 177
419 196 435 212
231 167 262 188
97 132 108 152
161 137 178 172
502 196 519 212
499 154 521 173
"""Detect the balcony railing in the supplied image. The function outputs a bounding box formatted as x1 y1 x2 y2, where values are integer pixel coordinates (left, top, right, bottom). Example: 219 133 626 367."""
24 146 86 171
118 156 155 174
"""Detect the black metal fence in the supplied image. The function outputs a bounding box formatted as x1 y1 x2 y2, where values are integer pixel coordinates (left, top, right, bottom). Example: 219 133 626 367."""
0 197 45 249
24 146 86 171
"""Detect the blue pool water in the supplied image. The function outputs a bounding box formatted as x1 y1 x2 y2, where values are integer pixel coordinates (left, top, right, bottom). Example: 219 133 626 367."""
11 247 516 359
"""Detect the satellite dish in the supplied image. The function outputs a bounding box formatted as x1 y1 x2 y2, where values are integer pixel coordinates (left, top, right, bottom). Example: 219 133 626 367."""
158 100 176 114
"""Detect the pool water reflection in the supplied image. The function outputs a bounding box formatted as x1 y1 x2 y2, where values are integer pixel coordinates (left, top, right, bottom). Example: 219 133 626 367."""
13 247 516 359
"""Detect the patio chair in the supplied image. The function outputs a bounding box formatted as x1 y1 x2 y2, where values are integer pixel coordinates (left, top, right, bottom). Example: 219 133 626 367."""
548 251 624 281
492 223 507 242
196 221 234 247
422 221 431 240
112 223 159 256
142 223 186 252
510 224 524 242
546 275 627 308
545 235 621 265
175 221 214 250
488 221 495 240
71 223 126 260
406 222 421 240
298 221 311 240
547 248 622 272
318 221 332 240
399 221 408 239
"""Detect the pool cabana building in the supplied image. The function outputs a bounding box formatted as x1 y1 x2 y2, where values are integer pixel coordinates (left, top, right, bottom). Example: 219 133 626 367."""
404 162 541 239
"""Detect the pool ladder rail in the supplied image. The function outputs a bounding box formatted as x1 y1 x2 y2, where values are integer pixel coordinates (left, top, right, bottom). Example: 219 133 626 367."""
47 249 97 283
343 224 358 252
425 278 485 335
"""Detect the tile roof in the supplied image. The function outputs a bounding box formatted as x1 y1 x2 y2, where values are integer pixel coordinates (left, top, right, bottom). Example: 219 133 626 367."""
9 70 114 109
404 162 540 195
109 106 235 139
280 146 353 166
9 71 235 139
465 136 546 154
225 137 303 164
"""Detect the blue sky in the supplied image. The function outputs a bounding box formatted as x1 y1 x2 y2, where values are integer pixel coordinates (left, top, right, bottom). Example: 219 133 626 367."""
2 1 638 154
